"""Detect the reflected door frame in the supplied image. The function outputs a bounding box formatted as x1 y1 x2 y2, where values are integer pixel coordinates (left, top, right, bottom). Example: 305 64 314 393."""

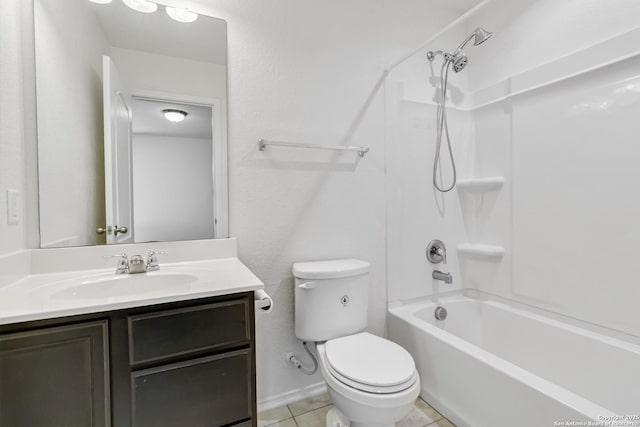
103 56 135 245
129 89 228 240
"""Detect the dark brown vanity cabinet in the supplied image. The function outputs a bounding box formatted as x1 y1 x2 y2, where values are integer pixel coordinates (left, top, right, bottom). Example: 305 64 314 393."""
0 321 110 427
0 292 257 427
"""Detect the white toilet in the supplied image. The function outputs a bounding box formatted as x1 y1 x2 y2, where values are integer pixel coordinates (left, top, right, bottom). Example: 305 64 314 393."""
293 259 420 427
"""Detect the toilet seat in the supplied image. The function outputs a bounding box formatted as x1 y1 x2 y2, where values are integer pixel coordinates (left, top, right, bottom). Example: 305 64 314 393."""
324 332 418 394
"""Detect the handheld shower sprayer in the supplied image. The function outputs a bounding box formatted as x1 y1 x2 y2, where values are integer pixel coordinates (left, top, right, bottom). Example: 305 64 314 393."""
426 27 493 192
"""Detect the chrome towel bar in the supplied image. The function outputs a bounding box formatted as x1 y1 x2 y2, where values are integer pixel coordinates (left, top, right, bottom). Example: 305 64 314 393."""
258 139 369 157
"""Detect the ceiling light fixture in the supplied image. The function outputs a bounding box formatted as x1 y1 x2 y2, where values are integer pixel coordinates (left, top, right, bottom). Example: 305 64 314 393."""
166 6 198 23
88 0 113 4
162 109 188 123
122 0 157 13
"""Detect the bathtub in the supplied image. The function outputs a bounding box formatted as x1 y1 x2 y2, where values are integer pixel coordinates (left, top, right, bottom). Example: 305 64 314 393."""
388 292 640 427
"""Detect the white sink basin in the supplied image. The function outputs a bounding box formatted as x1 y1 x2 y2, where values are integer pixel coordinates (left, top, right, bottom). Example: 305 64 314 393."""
54 272 198 299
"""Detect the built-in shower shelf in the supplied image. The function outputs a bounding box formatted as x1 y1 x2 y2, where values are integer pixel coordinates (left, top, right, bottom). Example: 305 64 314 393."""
456 177 504 192
456 243 505 259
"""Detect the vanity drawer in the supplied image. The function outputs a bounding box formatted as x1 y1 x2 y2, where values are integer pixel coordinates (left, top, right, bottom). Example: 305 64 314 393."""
128 299 249 365
131 349 252 427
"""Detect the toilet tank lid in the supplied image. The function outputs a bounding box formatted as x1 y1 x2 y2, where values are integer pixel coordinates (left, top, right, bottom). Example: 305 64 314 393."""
292 259 370 279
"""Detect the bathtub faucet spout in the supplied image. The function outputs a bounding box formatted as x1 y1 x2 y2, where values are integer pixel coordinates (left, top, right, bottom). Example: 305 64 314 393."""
432 270 453 284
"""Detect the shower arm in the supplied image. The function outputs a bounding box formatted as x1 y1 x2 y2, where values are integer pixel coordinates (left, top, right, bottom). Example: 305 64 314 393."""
452 33 475 56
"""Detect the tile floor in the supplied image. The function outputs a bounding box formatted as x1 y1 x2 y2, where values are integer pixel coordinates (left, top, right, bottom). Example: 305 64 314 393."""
258 392 456 427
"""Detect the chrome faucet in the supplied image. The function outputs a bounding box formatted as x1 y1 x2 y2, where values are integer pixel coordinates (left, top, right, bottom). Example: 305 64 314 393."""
105 251 167 274
432 270 453 284
427 239 453 284
106 254 129 274
128 255 146 274
145 251 167 272
426 239 447 264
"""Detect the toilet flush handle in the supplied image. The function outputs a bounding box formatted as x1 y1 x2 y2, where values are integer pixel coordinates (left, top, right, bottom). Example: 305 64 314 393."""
298 282 317 290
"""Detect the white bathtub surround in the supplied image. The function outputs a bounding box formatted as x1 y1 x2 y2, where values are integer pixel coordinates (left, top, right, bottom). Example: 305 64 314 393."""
0 238 263 325
386 0 640 318
388 292 640 427
386 6 640 425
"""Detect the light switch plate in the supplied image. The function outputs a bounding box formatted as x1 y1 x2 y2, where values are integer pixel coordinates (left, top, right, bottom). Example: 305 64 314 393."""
6 189 20 225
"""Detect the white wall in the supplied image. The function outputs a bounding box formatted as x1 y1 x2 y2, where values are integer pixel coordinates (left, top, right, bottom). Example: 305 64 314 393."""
35 0 109 248
0 0 28 255
110 47 227 102
132 134 214 242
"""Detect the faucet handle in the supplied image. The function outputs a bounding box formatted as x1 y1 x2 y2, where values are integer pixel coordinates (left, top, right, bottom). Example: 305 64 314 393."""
438 247 447 264
104 254 129 273
426 239 447 264
104 253 128 262
146 250 167 271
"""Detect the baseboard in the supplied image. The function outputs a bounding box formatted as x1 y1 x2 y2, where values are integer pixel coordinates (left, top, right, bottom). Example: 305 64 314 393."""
257 382 327 412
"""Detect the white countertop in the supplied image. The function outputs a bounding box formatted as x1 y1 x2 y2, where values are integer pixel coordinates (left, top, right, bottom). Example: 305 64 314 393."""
0 257 264 325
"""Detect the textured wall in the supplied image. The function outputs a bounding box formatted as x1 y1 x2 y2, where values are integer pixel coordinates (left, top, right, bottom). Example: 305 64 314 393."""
0 0 28 255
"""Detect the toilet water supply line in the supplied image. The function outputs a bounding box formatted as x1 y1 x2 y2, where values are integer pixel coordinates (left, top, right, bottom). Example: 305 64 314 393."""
287 342 318 375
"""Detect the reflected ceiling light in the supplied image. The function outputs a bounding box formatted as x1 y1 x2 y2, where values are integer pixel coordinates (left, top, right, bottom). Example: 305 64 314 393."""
162 109 188 123
122 0 157 13
166 6 198 23
88 0 112 3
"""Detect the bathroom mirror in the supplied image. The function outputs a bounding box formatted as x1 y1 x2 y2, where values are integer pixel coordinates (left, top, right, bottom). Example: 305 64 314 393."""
34 0 228 248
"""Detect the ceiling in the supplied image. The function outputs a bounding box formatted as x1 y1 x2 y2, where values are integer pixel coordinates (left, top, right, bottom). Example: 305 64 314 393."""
90 0 226 65
132 98 213 140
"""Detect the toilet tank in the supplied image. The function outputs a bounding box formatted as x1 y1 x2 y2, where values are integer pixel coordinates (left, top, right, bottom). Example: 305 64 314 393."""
293 259 370 342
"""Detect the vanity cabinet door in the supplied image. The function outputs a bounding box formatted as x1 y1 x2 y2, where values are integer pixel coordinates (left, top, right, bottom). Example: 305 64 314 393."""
0 321 110 427
131 349 252 427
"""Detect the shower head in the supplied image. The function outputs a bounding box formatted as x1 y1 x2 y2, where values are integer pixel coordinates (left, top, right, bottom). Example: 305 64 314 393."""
426 27 493 67
472 27 493 46
453 27 493 54
451 54 468 73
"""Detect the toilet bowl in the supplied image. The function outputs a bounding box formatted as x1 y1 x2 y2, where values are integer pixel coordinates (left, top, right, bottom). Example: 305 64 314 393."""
293 259 420 427
317 333 420 427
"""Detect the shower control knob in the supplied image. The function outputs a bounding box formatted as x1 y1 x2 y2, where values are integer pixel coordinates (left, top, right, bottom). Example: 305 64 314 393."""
427 239 447 264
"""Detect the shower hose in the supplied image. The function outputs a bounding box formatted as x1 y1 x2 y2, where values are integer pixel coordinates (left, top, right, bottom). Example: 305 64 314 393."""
433 57 457 193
